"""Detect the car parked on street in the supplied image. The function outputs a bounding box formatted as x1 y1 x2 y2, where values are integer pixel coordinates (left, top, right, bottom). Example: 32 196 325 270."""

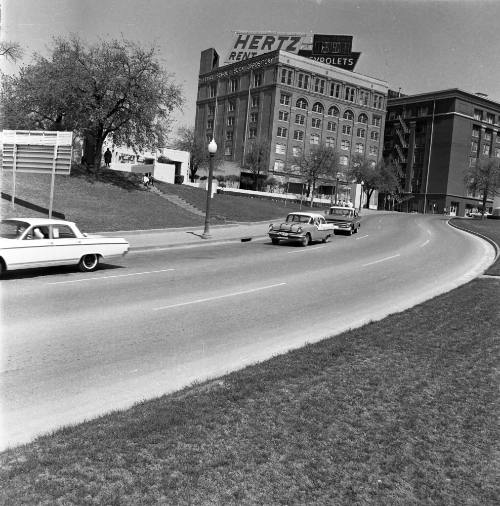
324 206 361 235
0 218 129 274
268 212 334 246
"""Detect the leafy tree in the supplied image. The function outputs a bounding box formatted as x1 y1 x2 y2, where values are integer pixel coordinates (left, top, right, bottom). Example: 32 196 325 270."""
243 137 270 190
377 157 403 210
345 154 381 209
172 126 222 182
296 144 339 206
464 156 500 217
1 35 183 177
0 41 23 62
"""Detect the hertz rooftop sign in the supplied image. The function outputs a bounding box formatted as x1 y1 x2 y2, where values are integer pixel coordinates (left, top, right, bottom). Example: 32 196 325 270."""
224 32 360 71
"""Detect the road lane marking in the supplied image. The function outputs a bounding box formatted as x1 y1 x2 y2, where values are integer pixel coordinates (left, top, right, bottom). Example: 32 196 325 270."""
420 239 430 248
154 282 287 311
48 268 175 284
362 254 400 267
287 245 328 254
355 234 369 240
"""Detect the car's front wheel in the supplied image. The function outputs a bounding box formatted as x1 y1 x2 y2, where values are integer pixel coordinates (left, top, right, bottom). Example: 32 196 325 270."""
301 233 311 247
78 254 100 272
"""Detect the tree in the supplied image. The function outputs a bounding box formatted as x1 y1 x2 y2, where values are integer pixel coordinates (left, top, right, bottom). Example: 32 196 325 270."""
377 157 403 210
0 41 23 62
243 137 270 190
296 144 339 206
345 154 381 209
172 126 222 182
1 35 183 176
464 156 500 217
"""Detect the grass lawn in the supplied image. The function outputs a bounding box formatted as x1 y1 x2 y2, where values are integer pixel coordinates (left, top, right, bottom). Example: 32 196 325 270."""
1 166 305 231
1 223 498 504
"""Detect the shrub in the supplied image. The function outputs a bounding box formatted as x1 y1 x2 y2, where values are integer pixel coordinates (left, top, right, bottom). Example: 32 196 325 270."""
174 175 184 184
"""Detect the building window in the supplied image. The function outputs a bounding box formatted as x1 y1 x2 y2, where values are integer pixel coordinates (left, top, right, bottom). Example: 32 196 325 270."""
314 78 325 94
293 130 304 141
486 112 495 124
253 72 262 87
225 146 232 156
281 68 293 85
344 86 355 102
227 100 235 112
250 112 258 123
326 137 335 147
340 155 348 166
251 95 259 108
310 133 320 145
343 110 354 121
295 114 305 125
312 102 324 113
418 106 428 116
484 131 492 141
298 73 310 89
483 144 491 155
279 110 289 122
355 143 364 153
373 94 384 109
226 131 233 141
358 113 368 124
471 140 479 154
370 131 379 140
280 94 290 106
296 98 308 109
209 82 217 98
328 106 340 117
276 143 286 155
277 127 288 138
341 139 350 150
330 82 341 98
312 118 321 129
249 127 257 139
473 109 482 121
227 116 234 127
327 121 336 132
342 124 352 135
495 147 500 158
229 78 238 93
208 104 216 115
292 146 302 157
369 145 378 155
357 128 365 138
207 119 214 130
358 90 369 106
274 160 285 171
372 115 382 127
472 126 480 138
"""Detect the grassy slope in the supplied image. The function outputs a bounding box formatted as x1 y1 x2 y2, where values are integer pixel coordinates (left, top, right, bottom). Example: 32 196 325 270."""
0 220 498 504
1 167 305 231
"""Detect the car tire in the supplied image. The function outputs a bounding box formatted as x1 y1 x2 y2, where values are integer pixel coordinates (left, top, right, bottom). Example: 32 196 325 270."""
78 254 100 272
271 238 280 245
322 234 331 243
301 233 311 247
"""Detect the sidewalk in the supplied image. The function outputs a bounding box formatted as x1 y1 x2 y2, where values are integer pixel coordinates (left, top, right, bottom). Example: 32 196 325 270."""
100 220 273 252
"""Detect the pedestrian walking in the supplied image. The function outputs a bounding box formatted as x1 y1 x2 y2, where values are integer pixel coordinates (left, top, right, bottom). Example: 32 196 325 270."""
104 148 112 167
143 173 150 188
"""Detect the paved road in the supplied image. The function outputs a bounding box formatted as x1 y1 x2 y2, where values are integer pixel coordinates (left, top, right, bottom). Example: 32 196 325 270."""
0 213 494 449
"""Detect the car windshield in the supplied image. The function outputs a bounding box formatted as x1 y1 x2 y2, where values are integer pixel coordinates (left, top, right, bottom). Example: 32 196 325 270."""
0 219 31 239
286 214 312 223
329 208 352 216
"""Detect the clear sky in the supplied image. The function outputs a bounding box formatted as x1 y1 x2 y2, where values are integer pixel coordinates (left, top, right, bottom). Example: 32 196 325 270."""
1 0 499 137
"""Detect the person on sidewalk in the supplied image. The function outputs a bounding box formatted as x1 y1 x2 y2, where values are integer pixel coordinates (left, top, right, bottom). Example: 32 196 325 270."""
104 148 112 167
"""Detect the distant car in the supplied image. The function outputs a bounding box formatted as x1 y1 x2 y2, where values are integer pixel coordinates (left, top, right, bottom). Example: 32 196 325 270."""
268 212 334 246
324 206 361 235
0 218 129 275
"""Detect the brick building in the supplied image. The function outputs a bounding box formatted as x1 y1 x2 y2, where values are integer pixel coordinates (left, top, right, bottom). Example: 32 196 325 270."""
195 47 388 196
384 89 500 216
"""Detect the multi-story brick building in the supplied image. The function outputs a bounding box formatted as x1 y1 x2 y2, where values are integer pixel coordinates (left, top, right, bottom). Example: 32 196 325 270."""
384 89 500 216
195 47 388 195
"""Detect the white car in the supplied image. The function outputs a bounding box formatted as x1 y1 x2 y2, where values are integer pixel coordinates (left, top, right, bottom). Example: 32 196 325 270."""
0 218 129 274
268 212 334 246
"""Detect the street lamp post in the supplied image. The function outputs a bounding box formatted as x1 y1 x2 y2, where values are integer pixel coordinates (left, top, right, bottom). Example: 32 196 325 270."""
359 180 364 212
202 138 217 239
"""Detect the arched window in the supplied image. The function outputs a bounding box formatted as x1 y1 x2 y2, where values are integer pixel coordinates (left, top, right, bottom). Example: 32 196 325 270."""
343 110 354 121
296 98 308 110
312 102 324 114
358 113 368 124
328 106 340 117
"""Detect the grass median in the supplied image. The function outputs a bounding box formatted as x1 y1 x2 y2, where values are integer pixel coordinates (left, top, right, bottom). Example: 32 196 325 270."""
1 220 498 504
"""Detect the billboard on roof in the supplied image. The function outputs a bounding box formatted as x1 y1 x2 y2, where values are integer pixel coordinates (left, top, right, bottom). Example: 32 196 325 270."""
223 32 360 71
